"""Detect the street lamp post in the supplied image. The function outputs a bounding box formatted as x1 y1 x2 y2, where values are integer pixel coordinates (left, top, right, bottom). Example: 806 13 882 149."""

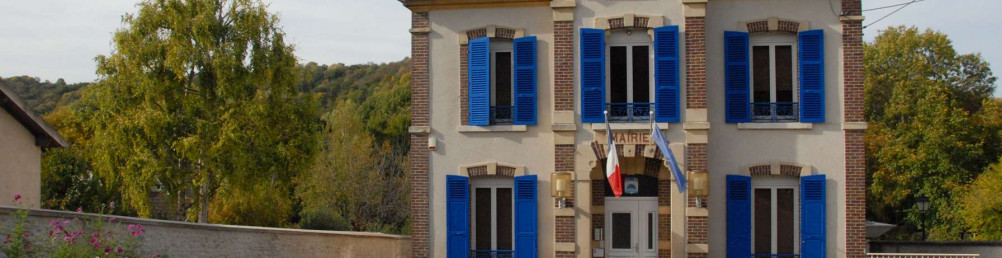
916 195 931 240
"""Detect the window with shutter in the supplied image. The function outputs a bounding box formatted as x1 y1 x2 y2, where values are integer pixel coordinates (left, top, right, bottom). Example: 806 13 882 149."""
513 36 537 125
725 32 751 123
580 28 606 123
726 175 752 258
469 37 491 126
800 174 826 258
447 175 470 258
513 175 538 258
798 30 825 123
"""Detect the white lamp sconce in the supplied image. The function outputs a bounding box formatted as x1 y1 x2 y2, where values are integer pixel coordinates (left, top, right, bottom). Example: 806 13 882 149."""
551 171 574 209
688 171 709 208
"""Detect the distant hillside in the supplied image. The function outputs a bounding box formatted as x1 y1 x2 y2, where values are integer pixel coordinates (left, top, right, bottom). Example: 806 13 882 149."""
0 76 88 115
2 58 412 117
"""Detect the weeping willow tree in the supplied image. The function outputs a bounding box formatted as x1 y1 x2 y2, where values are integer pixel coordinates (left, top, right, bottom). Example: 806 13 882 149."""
83 0 317 223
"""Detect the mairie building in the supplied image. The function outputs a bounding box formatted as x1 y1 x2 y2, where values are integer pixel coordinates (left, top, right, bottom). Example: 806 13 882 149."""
399 0 866 257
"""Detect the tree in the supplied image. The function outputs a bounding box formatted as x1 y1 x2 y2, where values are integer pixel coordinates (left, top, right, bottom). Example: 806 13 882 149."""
295 101 408 233
83 0 317 223
958 156 1002 240
865 26 999 240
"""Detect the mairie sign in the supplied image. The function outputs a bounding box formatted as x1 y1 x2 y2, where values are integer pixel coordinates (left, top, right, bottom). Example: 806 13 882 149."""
599 131 652 145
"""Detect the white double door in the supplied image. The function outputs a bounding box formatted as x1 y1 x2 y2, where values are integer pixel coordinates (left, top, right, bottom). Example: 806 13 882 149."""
605 197 659 258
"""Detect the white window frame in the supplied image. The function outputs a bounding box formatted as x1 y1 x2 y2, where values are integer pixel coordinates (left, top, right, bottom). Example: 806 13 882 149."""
470 177 514 251
750 33 799 104
490 41 514 107
751 176 800 255
605 31 655 104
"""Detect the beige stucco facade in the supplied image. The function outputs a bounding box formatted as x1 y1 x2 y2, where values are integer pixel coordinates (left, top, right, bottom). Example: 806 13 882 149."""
0 107 43 208
409 0 864 257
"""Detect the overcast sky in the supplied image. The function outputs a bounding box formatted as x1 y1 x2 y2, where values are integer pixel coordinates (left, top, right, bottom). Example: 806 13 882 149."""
0 0 998 96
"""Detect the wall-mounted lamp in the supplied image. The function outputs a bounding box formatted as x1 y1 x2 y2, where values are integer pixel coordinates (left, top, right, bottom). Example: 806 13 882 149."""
551 172 574 209
688 171 709 207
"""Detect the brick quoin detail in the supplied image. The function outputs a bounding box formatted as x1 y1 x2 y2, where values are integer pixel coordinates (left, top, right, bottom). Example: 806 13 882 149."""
842 0 862 16
842 20 865 123
409 11 430 258
555 216 576 243
555 251 575 258
685 17 707 109
686 143 707 172
842 0 866 256
592 180 606 206
845 130 866 258
554 21 575 111
687 216 707 244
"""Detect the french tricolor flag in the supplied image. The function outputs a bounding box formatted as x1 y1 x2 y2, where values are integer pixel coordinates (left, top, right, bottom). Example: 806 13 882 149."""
605 121 623 198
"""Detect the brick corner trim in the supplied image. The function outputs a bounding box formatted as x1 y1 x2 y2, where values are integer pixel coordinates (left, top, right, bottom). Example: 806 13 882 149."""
410 11 431 258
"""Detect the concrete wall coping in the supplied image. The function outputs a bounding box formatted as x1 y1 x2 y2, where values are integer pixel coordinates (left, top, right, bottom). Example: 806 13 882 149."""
0 206 411 240
869 241 1002 246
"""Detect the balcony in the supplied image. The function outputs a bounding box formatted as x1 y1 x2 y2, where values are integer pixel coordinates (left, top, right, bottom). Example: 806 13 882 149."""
606 102 653 123
490 105 513 125
471 250 514 258
751 102 799 122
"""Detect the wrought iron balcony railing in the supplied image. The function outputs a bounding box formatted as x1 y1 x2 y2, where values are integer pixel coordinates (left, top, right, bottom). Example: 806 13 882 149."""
751 102 799 122
606 102 653 123
490 105 513 125
471 250 514 258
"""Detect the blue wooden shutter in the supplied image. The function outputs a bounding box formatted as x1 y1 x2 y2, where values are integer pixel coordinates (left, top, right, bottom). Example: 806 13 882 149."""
799 29 826 123
580 28 606 123
724 31 750 123
513 36 538 125
800 174 827 258
514 175 538 258
446 175 470 258
468 37 491 126
726 175 751 258
654 26 680 122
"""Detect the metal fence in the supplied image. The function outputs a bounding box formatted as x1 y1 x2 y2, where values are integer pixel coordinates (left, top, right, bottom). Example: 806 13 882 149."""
607 102 653 122
867 253 980 258
751 102 799 122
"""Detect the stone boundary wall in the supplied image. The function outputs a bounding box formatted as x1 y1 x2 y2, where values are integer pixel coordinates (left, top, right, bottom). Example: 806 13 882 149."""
0 206 410 258
869 241 1002 258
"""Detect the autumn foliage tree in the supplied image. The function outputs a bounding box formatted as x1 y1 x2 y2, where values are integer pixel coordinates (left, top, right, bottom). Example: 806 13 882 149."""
82 0 317 223
865 26 1000 240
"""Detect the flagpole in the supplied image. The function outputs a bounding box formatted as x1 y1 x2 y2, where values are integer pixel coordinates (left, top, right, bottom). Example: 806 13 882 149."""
651 108 687 257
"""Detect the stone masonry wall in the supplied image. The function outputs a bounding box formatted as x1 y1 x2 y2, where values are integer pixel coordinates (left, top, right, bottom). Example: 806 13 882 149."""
0 207 410 258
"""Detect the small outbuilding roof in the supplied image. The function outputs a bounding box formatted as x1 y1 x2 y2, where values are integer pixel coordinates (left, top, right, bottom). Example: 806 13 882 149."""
0 81 68 149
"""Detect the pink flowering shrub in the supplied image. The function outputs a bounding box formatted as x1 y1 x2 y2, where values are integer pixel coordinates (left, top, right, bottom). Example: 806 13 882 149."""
1 194 154 257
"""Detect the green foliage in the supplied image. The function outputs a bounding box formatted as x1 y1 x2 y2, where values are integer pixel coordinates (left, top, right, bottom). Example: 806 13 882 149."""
865 26 1000 240
0 76 87 115
82 0 318 223
958 156 1002 240
295 101 408 233
208 182 294 227
26 1 412 232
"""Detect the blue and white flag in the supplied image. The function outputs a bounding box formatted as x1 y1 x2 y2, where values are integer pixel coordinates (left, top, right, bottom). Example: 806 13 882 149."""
651 123 686 193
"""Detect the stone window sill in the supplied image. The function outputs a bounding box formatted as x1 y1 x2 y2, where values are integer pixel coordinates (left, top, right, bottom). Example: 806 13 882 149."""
590 123 671 131
457 125 527 133
737 122 813 130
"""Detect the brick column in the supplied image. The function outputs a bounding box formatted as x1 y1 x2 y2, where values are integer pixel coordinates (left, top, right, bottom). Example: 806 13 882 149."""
685 17 707 110
554 20 574 112
841 0 866 256
409 11 431 258
683 1 710 255
552 3 576 257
